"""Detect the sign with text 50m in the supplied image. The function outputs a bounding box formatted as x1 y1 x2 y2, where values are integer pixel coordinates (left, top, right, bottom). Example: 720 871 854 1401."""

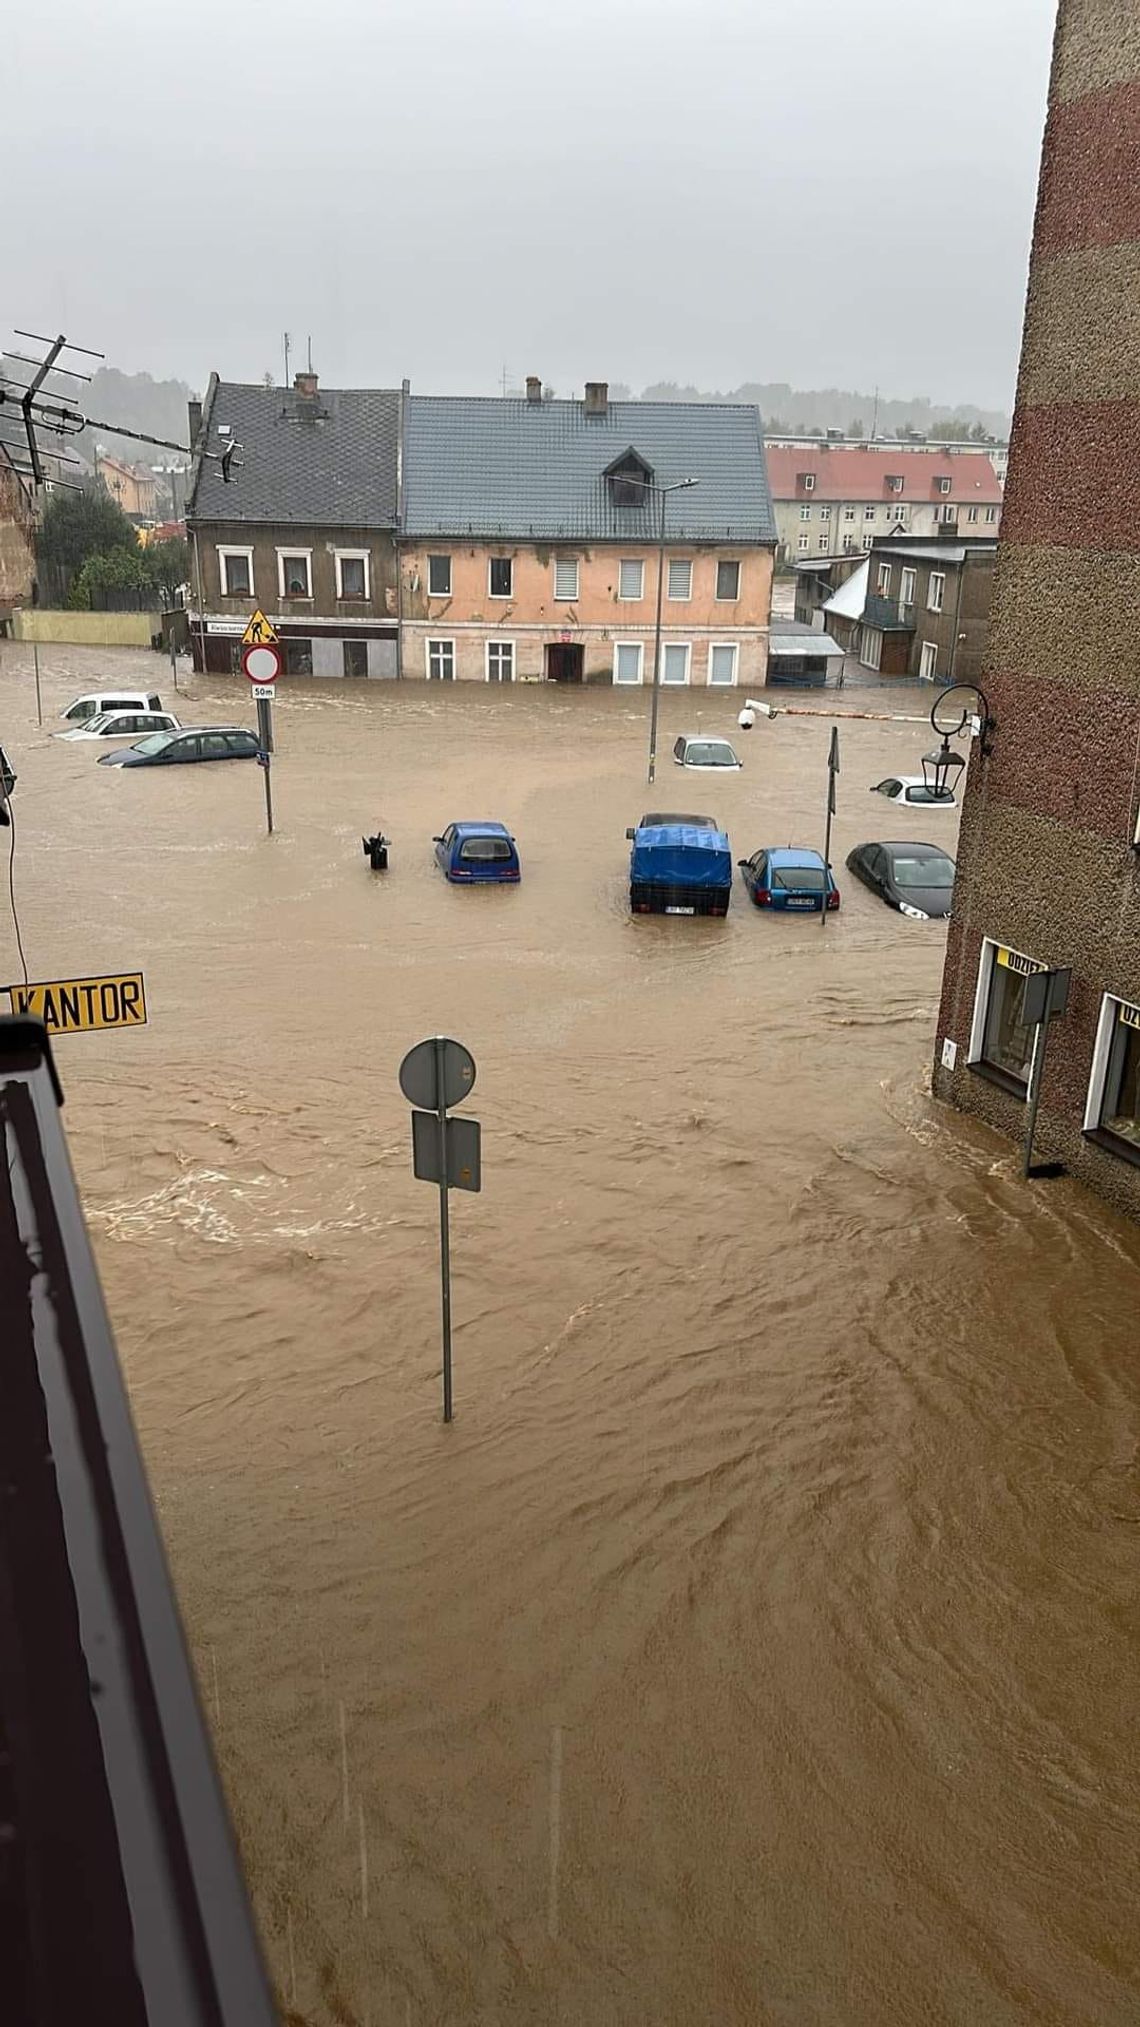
6 971 147 1034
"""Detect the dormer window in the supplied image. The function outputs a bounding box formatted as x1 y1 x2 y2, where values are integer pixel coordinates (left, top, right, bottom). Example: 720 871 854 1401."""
936 476 952 495
800 472 815 492
886 475 904 494
605 447 654 508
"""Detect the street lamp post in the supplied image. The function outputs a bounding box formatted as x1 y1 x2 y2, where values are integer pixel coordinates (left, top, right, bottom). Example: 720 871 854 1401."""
637 476 699 785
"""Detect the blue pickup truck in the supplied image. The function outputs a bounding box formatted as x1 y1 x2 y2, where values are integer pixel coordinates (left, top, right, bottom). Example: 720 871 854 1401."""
625 812 733 917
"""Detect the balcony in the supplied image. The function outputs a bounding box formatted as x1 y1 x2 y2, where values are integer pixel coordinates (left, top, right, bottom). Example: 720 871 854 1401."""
862 593 916 631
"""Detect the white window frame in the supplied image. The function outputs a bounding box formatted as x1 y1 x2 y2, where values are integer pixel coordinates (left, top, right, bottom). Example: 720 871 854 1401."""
900 567 916 607
799 505 812 522
707 640 739 687
919 640 938 681
937 476 952 495
660 640 691 686
618 558 645 601
864 507 877 521
715 558 741 602
928 572 946 613
860 626 883 671
968 938 1045 1088
985 506 997 523
1084 994 1140 1136
276 547 313 599
887 476 905 495
797 533 810 552
966 507 979 524
612 639 644 686
217 545 254 598
334 548 370 600
485 639 515 682
819 504 832 521
488 555 514 600
554 557 580 602
802 473 815 492
667 557 692 601
876 562 892 595
817 534 829 550
844 506 856 521
427 553 452 597
425 637 456 681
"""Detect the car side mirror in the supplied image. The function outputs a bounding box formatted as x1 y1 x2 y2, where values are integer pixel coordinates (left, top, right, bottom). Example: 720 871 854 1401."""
625 827 635 840
432 835 443 844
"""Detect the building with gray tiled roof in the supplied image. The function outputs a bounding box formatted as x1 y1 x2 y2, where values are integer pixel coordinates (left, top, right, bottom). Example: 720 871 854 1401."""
187 370 401 679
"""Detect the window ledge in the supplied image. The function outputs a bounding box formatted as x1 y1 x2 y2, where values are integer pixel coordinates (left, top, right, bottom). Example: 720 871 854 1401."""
966 1058 1028 1103
1083 1126 1140 1172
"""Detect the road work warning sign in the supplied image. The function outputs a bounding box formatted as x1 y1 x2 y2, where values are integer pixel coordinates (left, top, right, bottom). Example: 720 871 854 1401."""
5 971 147 1033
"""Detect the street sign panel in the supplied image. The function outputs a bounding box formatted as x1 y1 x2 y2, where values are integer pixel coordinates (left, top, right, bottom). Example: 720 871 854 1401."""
251 683 276 700
399 1037 476 1112
241 609 278 646
411 1111 482 1192
242 643 280 685
1023 966 1071 1028
6 971 147 1034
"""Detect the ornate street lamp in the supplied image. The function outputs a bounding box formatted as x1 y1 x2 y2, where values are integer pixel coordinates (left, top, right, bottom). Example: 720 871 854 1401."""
921 738 966 798
926 681 996 794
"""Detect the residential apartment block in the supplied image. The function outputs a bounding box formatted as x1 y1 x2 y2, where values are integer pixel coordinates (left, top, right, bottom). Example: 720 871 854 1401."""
933 0 1140 1217
400 381 776 687
186 372 400 677
855 536 997 681
765 445 1003 565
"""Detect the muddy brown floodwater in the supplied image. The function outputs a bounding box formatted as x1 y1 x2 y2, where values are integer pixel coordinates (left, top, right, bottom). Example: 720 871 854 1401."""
4 645 1140 2026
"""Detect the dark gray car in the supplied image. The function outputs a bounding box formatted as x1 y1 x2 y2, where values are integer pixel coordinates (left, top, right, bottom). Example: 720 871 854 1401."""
845 841 956 919
99 727 261 768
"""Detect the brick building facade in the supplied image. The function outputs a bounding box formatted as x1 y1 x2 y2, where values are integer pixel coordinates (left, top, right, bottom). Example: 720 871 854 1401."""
933 0 1140 1215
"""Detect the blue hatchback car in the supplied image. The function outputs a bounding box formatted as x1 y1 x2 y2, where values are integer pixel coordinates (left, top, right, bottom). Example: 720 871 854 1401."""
738 845 840 913
433 821 521 883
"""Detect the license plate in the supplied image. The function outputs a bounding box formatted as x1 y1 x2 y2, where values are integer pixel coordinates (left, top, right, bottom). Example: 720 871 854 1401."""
665 905 695 915
785 898 814 908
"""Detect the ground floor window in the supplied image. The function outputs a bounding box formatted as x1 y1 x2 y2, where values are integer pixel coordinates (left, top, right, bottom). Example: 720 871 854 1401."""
427 638 455 680
919 640 938 681
969 939 1044 1092
1085 996 1140 1156
661 642 690 685
613 641 643 685
283 637 313 676
343 639 368 677
486 640 514 682
860 626 882 671
708 642 738 686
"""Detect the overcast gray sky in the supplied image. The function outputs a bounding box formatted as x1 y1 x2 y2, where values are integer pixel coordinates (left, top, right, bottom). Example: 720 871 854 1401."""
7 0 1055 407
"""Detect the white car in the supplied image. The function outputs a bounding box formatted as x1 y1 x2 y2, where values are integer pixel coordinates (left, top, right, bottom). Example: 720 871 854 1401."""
60 689 166 724
57 709 181 742
871 774 957 811
673 734 742 772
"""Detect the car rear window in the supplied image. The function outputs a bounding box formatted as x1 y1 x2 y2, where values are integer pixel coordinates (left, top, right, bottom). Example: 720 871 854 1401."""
772 864 825 891
459 836 512 861
892 854 955 889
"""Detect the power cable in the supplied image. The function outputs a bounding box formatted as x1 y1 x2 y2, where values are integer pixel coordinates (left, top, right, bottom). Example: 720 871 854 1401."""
7 798 29 989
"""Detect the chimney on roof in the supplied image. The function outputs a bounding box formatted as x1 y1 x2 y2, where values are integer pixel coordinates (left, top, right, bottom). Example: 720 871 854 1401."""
294 369 319 402
583 381 609 419
526 375 542 405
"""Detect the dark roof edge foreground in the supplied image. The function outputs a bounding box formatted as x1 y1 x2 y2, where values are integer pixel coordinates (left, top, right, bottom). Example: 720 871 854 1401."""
0 1015 277 2026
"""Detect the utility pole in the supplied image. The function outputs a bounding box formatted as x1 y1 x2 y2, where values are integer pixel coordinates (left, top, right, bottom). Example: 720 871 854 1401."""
283 332 291 388
644 476 699 785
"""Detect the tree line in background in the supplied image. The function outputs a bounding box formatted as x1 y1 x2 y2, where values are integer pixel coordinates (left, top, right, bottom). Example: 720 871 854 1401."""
625 381 1009 441
35 482 189 611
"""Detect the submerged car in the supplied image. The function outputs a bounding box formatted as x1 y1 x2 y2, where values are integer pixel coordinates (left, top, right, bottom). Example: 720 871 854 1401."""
672 735 742 772
845 841 956 919
627 815 732 916
60 688 165 724
58 709 181 742
433 821 521 882
738 845 839 912
871 775 957 811
99 726 261 767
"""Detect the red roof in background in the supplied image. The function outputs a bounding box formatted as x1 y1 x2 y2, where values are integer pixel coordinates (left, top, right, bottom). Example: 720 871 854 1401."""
765 444 1004 504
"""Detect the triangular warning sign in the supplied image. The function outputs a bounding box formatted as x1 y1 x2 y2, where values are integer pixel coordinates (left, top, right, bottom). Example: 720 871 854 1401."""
241 608 278 646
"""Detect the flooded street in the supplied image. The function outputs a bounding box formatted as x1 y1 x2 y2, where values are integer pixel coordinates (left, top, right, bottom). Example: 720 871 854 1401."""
4 644 1139 2025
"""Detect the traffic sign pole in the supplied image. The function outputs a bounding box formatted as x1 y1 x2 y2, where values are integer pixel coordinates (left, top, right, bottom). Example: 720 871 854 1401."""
256 696 274 835
434 1036 454 1423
